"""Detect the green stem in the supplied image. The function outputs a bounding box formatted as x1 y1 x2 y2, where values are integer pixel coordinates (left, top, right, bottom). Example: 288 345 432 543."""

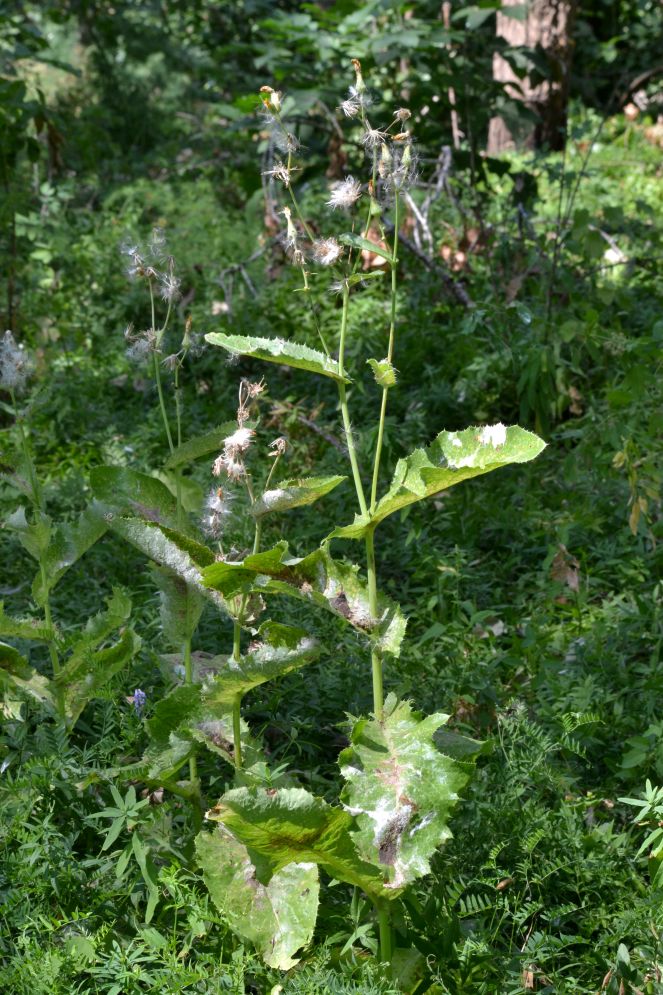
184 635 201 815
153 351 175 454
232 623 243 770
377 902 392 964
338 283 368 516
370 191 399 511
365 528 383 720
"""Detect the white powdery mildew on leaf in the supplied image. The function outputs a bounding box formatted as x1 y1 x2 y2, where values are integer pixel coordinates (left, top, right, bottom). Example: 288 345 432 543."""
340 695 471 888
479 422 507 447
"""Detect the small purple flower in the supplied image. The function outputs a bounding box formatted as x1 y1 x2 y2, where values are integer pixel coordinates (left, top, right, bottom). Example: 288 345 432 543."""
133 688 147 716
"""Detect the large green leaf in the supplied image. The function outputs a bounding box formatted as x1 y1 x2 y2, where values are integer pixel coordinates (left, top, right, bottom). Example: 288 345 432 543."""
5 507 51 561
205 786 394 899
339 695 471 889
332 424 546 539
203 542 406 656
163 422 237 469
33 505 108 604
90 466 198 538
98 515 225 615
152 567 204 649
251 475 346 518
196 827 319 970
205 333 350 383
58 588 132 673
0 641 54 709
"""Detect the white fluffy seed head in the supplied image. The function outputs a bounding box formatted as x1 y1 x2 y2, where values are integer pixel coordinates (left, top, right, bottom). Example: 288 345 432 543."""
312 238 343 266
0 331 33 394
223 426 254 457
326 176 362 211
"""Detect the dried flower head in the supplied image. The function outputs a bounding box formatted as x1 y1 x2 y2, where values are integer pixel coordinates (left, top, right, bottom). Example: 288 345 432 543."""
394 108 412 121
223 426 255 457
262 160 293 187
340 94 361 118
159 272 181 303
326 176 362 211
312 237 343 266
124 325 157 364
149 227 167 259
362 126 386 150
269 436 288 456
0 331 34 394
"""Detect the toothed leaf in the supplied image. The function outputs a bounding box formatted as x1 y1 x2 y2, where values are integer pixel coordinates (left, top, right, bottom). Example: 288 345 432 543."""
203 542 406 656
340 695 471 888
205 786 394 898
32 505 108 604
90 466 198 537
205 333 350 383
0 642 54 708
332 424 546 539
152 567 204 649
163 422 238 469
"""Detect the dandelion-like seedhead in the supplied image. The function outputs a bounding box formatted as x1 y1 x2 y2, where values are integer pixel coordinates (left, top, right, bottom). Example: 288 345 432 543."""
202 487 234 538
124 325 157 365
312 238 343 266
0 331 34 394
326 176 362 211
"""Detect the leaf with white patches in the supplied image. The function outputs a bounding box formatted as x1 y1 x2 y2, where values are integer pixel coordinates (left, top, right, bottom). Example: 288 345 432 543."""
196 827 319 970
251 475 346 518
332 424 546 539
202 542 406 657
205 333 350 383
339 694 472 888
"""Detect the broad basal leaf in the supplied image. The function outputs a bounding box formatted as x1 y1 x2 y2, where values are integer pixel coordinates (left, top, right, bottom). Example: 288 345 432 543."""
251 475 346 518
163 422 237 469
196 827 319 970
90 466 198 538
33 505 108 604
205 333 350 383
340 695 471 888
332 424 546 539
0 642 54 709
205 786 393 899
203 542 406 656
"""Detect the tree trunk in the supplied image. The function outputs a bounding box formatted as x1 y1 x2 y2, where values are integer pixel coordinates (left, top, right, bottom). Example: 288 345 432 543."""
487 0 577 154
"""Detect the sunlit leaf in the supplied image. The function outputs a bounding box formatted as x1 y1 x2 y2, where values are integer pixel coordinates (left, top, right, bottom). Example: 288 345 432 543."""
332 424 546 539
152 567 204 648
90 466 198 537
340 695 471 888
339 233 394 263
205 786 394 898
205 333 350 382
251 475 346 518
196 827 319 969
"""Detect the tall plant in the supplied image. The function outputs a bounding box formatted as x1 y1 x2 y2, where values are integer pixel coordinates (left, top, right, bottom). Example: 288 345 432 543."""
193 64 546 969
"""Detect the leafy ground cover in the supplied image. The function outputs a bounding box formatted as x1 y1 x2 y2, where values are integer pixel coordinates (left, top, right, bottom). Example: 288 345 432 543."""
1 6 662 994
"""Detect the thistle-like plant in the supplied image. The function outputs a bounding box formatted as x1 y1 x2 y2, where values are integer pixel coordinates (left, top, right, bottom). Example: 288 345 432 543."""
193 64 546 969
0 331 139 728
